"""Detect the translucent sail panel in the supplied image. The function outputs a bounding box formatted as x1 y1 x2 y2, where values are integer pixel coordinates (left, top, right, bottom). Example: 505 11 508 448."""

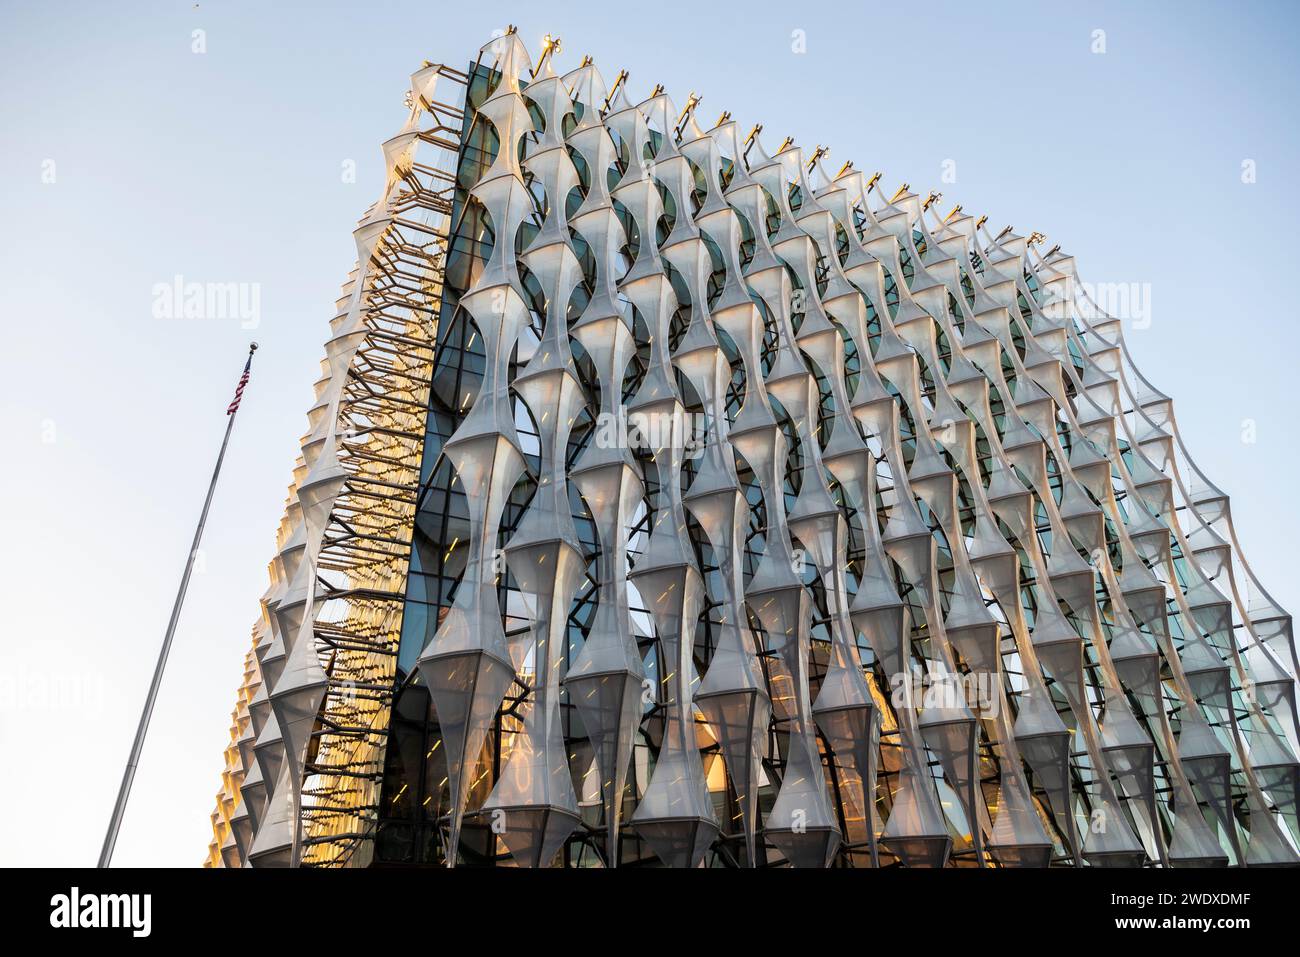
988 766 1054 869
815 702 880 860
628 538 716 867
482 683 580 868
488 807 584 870
267 632 329 866
1252 748 1300 848
253 713 286 805
636 819 720 871
227 799 254 866
417 647 516 866
1083 671 1165 851
942 570 1001 677
695 688 770 867
632 711 719 868
879 754 952 868
269 632 328 779
247 765 296 868
1243 786 1300 866
565 670 645 866
238 760 267 837
1166 773 1231 869
1017 726 1078 857
918 714 981 857
851 595 909 681
486 433 585 868
566 432 645 867
766 731 842 869
1080 784 1147 868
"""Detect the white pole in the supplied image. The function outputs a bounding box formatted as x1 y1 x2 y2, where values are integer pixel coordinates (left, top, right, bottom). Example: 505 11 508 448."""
98 343 257 867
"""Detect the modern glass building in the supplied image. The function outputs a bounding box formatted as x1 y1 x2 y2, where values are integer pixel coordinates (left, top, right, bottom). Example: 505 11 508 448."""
204 29 1299 868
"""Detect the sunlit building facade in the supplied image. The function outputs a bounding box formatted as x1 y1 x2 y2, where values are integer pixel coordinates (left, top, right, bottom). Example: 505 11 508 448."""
205 30 1300 868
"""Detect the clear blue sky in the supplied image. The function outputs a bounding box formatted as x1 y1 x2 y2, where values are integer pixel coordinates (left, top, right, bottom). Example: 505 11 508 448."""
2 0 1296 866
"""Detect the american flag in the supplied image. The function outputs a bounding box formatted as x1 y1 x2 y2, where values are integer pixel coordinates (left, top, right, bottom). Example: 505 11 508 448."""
227 354 252 415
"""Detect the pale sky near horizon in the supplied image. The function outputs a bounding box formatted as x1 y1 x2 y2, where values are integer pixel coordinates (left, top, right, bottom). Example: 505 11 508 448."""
2 0 1297 867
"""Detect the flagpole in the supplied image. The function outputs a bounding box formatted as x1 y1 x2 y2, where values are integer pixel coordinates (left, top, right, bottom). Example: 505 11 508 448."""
98 342 258 868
